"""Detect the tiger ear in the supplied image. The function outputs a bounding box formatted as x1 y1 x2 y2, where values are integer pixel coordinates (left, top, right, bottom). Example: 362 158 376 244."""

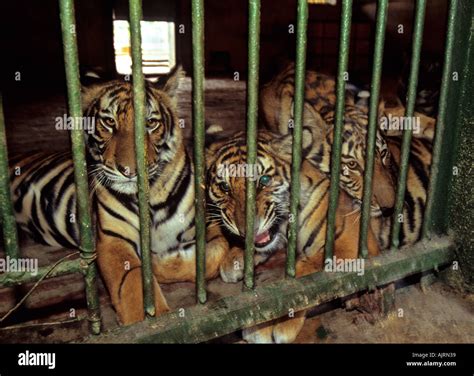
303 103 331 137
156 65 185 99
205 140 225 169
270 126 315 159
81 83 108 112
80 67 112 111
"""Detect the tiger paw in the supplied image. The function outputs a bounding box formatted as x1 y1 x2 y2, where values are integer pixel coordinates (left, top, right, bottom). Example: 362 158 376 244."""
219 246 244 283
242 311 306 343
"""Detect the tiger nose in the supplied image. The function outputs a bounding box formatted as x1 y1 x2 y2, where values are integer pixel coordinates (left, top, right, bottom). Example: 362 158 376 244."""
117 165 136 178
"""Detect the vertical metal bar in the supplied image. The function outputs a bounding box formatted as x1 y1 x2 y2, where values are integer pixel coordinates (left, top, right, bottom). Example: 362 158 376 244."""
286 0 308 278
191 0 207 302
358 0 389 258
324 0 353 263
129 0 155 316
390 0 426 249
422 0 458 239
58 0 101 334
0 95 20 260
244 0 261 290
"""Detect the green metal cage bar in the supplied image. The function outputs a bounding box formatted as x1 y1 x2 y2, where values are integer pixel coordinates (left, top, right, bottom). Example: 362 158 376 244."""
358 0 388 258
0 95 20 260
87 237 455 343
58 0 101 334
129 0 155 317
422 0 459 239
390 0 426 249
244 0 261 290
191 0 207 302
324 0 353 262
286 0 308 278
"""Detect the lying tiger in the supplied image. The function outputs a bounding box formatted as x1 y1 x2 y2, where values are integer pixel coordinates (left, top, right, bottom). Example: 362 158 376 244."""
9 67 237 325
206 128 381 343
260 64 434 249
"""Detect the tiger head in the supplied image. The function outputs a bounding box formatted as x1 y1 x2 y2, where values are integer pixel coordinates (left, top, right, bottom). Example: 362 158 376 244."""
261 66 397 219
206 129 314 254
81 67 183 194
291 103 397 219
327 106 397 218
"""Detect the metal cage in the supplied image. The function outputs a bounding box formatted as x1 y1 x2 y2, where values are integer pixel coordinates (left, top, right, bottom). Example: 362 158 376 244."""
0 0 472 343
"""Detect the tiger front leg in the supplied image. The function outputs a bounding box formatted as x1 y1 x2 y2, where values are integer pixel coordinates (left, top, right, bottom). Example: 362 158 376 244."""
219 246 272 283
219 246 245 283
96 237 169 325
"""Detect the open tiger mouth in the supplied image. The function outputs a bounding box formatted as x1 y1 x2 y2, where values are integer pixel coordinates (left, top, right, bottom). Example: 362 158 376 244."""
254 230 273 247
254 223 280 249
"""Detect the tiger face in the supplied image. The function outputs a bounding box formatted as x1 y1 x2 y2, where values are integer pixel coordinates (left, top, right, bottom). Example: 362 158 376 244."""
82 68 182 194
206 131 308 254
334 112 396 218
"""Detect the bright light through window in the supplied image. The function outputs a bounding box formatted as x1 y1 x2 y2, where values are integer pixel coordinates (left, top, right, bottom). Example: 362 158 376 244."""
113 20 176 75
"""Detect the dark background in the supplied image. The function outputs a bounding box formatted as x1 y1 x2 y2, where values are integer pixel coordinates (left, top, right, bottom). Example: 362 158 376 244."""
0 0 448 89
0 0 449 155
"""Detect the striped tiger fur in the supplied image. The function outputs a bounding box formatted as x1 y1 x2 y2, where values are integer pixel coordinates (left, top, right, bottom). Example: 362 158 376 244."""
9 68 233 325
260 64 434 249
260 64 397 221
372 135 433 248
205 129 381 343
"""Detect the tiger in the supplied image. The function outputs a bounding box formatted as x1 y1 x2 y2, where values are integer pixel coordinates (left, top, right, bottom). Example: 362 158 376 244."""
260 64 436 249
260 64 397 224
9 67 235 325
206 128 381 343
371 134 433 249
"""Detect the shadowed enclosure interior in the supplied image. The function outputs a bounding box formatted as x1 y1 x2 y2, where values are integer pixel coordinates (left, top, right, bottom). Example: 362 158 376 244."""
0 0 472 343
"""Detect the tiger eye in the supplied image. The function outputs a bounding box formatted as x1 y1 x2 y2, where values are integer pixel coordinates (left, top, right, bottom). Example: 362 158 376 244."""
259 175 271 187
102 117 116 128
219 181 230 192
347 161 358 169
147 118 160 128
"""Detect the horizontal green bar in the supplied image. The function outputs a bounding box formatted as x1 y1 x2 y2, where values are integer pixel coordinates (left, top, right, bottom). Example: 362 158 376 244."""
287 0 308 278
191 0 207 303
85 237 454 344
0 94 20 260
0 259 83 287
244 0 261 290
